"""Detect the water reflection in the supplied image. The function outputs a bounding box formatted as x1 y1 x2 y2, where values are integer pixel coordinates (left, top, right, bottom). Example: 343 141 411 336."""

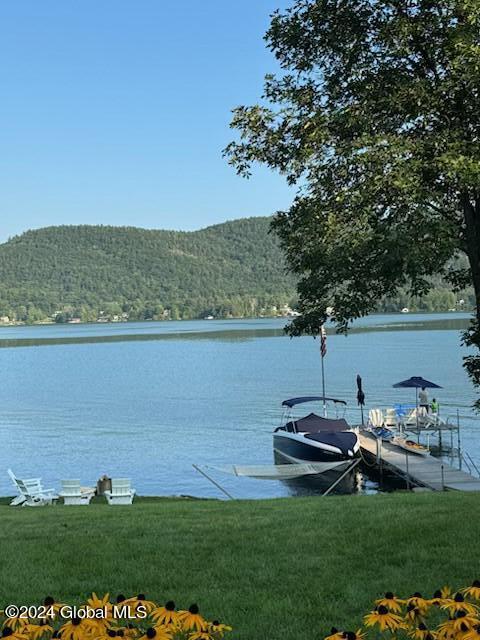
0 315 471 349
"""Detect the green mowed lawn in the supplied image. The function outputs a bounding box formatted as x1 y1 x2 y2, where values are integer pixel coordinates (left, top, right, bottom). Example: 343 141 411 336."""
1 492 479 639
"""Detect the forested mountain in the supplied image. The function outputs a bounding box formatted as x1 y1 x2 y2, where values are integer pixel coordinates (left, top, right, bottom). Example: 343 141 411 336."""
0 216 474 324
0 217 297 323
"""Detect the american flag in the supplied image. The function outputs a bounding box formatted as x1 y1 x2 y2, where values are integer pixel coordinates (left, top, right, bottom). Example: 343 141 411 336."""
320 325 327 358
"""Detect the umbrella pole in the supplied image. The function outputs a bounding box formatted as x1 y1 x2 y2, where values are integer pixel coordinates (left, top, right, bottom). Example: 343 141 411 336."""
321 351 327 417
416 387 419 440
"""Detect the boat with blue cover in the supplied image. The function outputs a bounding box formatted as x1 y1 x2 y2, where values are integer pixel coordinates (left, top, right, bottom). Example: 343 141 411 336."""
273 396 360 472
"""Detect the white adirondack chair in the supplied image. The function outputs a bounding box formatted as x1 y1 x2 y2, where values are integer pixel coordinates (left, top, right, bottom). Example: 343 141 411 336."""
60 480 95 506
384 407 398 428
368 408 384 428
7 469 58 506
104 478 136 505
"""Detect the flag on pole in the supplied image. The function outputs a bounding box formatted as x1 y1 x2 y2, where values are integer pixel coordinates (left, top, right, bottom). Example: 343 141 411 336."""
320 325 327 358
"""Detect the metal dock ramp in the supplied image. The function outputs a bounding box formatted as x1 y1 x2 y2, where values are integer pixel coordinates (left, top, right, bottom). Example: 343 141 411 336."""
359 430 480 491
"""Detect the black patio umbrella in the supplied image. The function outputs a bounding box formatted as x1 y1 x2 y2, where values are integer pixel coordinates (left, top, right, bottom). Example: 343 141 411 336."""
393 376 442 425
356 374 365 425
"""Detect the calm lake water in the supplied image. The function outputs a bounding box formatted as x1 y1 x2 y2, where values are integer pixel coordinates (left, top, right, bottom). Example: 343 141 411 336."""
0 313 478 499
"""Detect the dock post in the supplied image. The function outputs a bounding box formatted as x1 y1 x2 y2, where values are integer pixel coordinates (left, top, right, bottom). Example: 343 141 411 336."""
441 464 445 491
405 451 411 490
457 410 462 470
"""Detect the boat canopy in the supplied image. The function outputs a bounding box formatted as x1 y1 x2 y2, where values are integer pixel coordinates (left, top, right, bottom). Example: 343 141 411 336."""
282 396 347 408
285 412 350 433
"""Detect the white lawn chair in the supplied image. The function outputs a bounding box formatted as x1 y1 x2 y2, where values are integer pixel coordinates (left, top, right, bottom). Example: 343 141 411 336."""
368 408 384 428
404 406 428 427
384 408 398 428
60 480 95 506
104 478 136 505
7 469 58 507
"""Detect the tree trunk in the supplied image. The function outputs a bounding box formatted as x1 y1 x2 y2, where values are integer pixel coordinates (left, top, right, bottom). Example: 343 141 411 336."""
462 193 480 321
462 193 480 409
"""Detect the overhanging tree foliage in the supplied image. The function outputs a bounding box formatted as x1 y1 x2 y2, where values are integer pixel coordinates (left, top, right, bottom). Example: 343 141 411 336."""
225 0 480 406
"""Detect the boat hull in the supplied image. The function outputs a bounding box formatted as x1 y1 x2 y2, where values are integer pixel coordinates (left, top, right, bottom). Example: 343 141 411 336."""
273 431 357 466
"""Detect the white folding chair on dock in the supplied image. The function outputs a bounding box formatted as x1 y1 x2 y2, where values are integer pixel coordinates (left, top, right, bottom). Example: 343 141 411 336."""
104 478 136 505
7 469 58 507
60 480 95 506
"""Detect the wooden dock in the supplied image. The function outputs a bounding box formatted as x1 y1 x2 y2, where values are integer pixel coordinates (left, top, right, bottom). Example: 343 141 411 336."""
359 430 480 492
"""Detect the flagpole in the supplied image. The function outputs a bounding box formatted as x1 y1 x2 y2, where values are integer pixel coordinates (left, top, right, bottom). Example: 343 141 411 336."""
321 349 326 417
320 325 327 417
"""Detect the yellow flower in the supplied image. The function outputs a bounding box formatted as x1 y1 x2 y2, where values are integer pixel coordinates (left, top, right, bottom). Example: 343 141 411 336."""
376 593 405 613
42 597 68 618
405 594 430 615
120 596 156 615
117 624 141 639
2 617 30 632
188 632 215 640
408 623 436 640
59 618 90 640
140 625 173 640
87 593 112 613
179 605 206 632
364 606 405 632
463 626 480 640
429 590 451 607
405 605 426 625
463 583 480 602
324 629 345 640
0 627 29 640
437 612 480 640
25 622 54 640
207 621 232 637
441 594 479 617
150 602 182 627
138 627 172 640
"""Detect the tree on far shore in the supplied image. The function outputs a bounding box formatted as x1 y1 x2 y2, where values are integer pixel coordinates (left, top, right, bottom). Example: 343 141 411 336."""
225 0 480 407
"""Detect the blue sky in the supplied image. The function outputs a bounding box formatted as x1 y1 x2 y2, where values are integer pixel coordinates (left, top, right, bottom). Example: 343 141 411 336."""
0 1 293 242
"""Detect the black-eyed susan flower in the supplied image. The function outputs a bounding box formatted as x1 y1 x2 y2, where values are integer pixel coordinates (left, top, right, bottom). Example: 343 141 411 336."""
1 627 29 640
406 594 430 616
87 593 111 612
120 623 141 639
24 623 53 640
342 630 365 640
463 583 480 602
364 606 405 632
42 598 67 618
437 612 480 639
408 622 436 640
58 618 88 640
150 603 182 627
429 591 450 607
464 625 480 640
376 593 405 613
441 593 479 617
121 597 155 616
324 627 345 640
405 604 425 625
207 621 232 637
2 617 30 632
188 632 215 640
138 626 172 640
324 628 344 640
179 605 205 633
